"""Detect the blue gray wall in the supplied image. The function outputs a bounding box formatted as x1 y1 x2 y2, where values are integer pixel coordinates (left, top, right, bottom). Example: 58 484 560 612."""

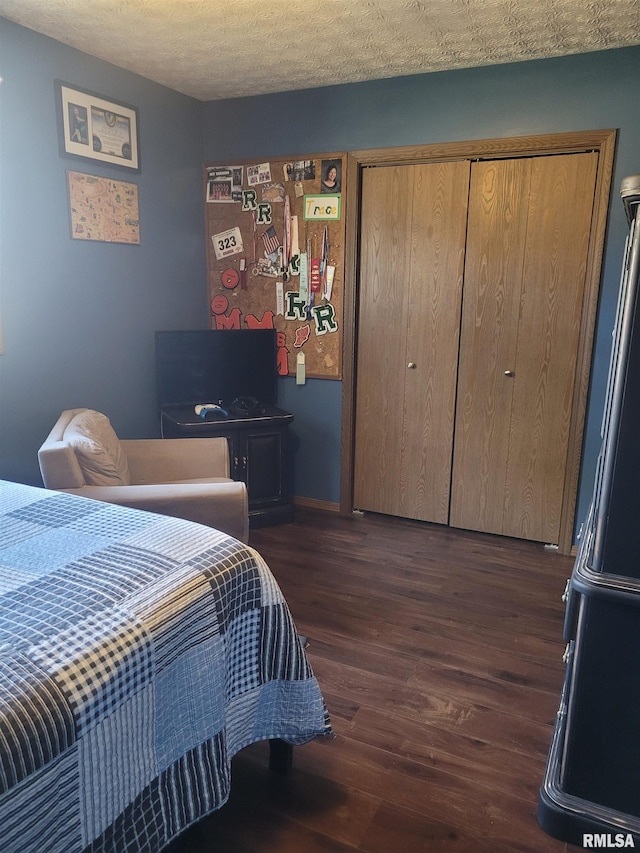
2 12 639 540
0 19 206 485
203 46 640 532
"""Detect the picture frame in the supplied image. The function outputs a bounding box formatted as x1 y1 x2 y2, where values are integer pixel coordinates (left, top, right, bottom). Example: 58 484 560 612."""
55 81 140 171
67 171 140 244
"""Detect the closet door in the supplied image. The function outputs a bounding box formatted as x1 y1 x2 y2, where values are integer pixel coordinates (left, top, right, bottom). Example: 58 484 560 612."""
450 152 599 543
353 160 470 522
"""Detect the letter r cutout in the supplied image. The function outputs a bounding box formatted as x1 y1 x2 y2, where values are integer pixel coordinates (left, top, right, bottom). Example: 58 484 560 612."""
242 189 258 211
312 303 338 335
285 291 308 321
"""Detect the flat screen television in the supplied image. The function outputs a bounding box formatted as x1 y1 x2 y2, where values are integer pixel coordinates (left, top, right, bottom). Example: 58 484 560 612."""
155 329 277 408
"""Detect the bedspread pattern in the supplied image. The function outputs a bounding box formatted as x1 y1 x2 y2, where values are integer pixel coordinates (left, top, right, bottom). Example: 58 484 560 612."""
0 481 330 852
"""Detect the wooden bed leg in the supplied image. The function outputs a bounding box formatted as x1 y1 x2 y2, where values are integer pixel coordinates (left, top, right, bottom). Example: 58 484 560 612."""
269 739 293 775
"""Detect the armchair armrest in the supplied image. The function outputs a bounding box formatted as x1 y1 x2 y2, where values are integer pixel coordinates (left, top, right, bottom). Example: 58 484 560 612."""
67 481 249 543
121 437 231 483
38 442 85 489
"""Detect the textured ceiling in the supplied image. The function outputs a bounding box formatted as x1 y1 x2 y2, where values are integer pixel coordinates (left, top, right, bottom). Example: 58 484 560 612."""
1 0 639 101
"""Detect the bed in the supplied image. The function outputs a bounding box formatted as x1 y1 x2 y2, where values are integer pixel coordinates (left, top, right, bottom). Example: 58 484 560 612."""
0 480 331 853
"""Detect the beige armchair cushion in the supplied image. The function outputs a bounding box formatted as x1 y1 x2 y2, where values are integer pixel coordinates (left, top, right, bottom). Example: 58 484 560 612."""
63 410 131 486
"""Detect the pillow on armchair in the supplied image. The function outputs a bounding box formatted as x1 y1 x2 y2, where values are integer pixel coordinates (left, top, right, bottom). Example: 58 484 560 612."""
63 409 131 486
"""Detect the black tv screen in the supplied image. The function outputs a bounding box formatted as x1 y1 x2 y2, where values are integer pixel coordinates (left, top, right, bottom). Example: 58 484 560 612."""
155 329 277 408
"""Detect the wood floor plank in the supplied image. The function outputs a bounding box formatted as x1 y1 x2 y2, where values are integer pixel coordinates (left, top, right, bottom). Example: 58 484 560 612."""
307 629 565 698
358 800 524 852
320 682 556 760
167 508 581 852
345 706 548 802
286 735 562 851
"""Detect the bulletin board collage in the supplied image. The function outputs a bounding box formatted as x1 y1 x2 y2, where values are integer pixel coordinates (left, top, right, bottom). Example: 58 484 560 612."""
204 153 346 381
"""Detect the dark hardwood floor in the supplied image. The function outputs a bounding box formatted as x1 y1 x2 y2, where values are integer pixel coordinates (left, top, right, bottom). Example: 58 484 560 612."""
167 507 582 852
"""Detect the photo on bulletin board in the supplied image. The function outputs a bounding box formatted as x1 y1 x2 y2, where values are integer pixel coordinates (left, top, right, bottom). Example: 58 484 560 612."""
203 152 346 381
206 166 243 202
320 159 342 193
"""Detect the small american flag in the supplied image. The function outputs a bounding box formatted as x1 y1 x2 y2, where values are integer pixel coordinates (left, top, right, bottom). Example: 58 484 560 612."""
261 225 281 257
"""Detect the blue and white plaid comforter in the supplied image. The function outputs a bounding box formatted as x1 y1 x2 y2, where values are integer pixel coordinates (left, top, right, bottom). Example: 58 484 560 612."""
0 480 331 852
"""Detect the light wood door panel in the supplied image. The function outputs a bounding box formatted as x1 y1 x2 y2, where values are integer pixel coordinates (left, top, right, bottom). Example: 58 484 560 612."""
354 160 470 521
353 165 413 518
402 161 470 521
450 152 598 542
449 158 532 535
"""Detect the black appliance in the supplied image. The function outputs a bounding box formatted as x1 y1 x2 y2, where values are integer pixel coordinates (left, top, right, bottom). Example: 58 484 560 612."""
538 175 640 846
155 328 277 410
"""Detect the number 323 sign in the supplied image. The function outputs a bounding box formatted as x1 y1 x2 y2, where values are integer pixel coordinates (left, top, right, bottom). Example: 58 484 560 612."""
212 226 243 260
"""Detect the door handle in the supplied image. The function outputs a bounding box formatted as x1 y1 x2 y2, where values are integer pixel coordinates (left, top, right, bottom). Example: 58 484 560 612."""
504 370 514 377
407 362 417 369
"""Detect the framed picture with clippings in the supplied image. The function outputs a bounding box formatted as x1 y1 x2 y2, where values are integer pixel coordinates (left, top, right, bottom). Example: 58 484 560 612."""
55 80 140 172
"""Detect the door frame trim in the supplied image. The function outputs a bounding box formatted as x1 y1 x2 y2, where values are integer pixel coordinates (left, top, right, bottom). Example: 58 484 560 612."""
340 129 617 555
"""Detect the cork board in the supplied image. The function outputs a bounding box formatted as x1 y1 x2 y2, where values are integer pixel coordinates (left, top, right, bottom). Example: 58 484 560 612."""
204 153 346 379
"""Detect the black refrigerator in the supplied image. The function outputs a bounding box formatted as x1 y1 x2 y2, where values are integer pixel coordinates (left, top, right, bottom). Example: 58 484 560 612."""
538 174 640 845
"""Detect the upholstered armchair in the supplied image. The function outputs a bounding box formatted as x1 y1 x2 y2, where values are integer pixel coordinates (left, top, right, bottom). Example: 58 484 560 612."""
38 408 249 542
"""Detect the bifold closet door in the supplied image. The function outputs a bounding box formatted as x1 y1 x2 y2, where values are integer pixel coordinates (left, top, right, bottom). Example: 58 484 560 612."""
353 160 470 522
450 152 598 543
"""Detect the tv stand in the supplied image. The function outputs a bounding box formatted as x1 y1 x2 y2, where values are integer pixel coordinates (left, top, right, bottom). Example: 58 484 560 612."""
160 404 294 528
